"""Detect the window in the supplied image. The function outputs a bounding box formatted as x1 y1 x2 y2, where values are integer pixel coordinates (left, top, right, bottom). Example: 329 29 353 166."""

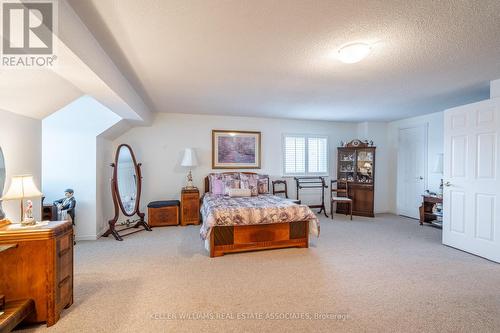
283 134 328 176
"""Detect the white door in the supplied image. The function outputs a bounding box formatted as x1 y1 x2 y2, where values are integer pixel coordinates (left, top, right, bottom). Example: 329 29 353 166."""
443 99 500 263
397 125 427 219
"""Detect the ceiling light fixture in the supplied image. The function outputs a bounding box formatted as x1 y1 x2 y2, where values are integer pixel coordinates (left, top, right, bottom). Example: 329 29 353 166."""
338 42 372 64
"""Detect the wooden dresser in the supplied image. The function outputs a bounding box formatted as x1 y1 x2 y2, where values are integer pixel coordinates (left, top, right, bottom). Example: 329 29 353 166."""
181 188 200 226
0 221 73 327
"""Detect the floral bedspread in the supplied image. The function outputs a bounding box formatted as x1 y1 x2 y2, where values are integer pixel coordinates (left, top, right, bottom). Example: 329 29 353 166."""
200 194 320 240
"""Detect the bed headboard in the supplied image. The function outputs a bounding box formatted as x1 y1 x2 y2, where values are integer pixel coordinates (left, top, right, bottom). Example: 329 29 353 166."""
204 172 269 193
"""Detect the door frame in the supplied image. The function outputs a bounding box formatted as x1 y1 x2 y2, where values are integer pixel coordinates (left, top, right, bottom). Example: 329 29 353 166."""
397 123 429 218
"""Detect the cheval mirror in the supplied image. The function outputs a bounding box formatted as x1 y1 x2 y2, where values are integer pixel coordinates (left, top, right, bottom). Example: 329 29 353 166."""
103 144 151 241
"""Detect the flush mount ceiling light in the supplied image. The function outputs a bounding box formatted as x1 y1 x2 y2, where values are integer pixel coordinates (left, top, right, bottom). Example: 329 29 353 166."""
338 42 372 64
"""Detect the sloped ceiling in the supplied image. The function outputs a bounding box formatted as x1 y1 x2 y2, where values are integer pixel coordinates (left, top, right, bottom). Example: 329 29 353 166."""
68 0 500 121
0 68 82 119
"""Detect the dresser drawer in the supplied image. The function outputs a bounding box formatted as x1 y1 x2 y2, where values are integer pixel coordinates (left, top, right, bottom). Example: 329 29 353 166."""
182 193 199 200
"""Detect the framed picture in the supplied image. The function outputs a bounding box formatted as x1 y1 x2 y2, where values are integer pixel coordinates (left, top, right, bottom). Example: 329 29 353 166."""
212 130 261 169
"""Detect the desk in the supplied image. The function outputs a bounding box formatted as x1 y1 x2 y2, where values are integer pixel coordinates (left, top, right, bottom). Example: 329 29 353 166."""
419 195 443 227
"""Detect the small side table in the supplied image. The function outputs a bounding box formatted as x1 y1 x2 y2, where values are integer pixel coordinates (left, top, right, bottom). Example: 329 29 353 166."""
181 188 200 226
419 195 443 226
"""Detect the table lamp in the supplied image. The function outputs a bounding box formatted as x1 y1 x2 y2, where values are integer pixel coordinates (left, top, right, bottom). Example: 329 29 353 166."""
433 153 444 197
1 175 43 225
181 148 198 189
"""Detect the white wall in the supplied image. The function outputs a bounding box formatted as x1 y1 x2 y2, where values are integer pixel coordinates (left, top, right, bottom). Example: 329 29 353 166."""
108 113 392 216
492 79 500 99
42 96 120 240
387 111 444 214
0 109 42 221
96 135 116 237
356 122 391 213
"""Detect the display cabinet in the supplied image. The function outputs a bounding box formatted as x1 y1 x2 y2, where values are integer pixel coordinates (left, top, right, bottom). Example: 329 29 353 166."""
337 139 376 217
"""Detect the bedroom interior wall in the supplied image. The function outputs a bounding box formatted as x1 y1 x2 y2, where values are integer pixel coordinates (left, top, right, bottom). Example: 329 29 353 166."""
96 136 116 237
491 78 500 99
42 96 121 240
0 109 42 222
387 111 444 214
356 122 391 213
109 112 393 217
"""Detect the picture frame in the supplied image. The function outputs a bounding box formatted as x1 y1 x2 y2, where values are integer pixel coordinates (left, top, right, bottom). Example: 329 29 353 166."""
212 130 261 169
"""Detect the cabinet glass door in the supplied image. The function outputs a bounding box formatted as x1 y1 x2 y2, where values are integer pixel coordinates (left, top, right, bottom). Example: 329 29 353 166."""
338 150 356 182
356 150 374 183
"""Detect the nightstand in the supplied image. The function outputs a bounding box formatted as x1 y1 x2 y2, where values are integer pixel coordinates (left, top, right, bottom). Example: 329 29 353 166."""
181 188 200 226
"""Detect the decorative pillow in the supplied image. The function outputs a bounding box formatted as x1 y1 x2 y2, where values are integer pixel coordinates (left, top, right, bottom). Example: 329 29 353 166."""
240 180 258 196
208 173 224 194
239 173 259 196
257 175 269 194
211 179 224 195
222 173 240 195
228 188 251 197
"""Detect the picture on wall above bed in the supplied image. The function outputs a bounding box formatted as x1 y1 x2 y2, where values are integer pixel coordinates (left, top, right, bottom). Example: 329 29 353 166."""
212 130 261 169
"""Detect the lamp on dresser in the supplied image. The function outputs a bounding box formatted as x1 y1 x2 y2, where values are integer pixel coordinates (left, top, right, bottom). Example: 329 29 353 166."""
1 175 42 225
181 148 198 189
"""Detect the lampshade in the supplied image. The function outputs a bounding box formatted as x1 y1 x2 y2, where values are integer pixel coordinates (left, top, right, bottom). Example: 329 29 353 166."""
1 175 43 200
181 148 198 167
433 153 444 174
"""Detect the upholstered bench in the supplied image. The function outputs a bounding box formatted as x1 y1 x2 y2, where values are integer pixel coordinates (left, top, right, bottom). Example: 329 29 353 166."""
147 200 180 227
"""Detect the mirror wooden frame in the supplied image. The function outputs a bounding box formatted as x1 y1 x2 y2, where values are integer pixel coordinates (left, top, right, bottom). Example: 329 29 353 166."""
103 144 151 241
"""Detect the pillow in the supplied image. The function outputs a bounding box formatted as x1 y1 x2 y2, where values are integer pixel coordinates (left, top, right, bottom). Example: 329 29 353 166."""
240 180 258 196
239 173 259 196
222 173 240 195
208 173 223 193
228 188 251 197
211 179 224 195
257 175 270 194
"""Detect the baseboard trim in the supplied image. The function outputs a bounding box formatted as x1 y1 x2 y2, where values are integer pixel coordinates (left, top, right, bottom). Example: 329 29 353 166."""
75 226 109 241
97 225 108 238
75 234 98 241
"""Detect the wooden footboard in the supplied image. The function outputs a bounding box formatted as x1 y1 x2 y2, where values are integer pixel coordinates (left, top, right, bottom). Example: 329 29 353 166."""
209 221 309 257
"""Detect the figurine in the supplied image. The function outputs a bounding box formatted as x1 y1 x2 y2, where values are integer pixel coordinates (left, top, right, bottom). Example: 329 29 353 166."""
21 200 36 226
53 189 76 224
369 140 374 146
25 200 33 219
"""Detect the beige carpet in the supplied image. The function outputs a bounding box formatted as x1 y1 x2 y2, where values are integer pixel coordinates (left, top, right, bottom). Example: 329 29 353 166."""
19 214 500 333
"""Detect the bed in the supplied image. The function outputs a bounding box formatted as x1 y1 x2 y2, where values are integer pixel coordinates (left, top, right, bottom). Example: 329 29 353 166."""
201 173 319 257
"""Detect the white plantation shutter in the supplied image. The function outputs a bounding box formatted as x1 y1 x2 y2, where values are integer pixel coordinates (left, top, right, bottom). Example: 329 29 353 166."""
283 134 328 176
308 137 327 173
284 136 306 174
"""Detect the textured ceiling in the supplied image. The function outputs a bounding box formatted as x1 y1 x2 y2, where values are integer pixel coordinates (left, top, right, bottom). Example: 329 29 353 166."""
68 0 500 121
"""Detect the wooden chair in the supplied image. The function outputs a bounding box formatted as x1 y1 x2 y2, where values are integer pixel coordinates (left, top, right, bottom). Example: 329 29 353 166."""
330 180 352 220
272 180 301 204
